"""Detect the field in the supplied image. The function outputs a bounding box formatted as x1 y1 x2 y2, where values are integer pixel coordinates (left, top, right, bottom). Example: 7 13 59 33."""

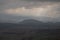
0 28 60 40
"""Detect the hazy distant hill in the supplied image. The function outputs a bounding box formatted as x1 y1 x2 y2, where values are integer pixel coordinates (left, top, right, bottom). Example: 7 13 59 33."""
19 19 60 29
19 19 43 26
0 19 60 29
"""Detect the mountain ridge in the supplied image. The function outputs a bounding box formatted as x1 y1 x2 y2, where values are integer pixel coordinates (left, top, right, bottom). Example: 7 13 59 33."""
0 19 60 29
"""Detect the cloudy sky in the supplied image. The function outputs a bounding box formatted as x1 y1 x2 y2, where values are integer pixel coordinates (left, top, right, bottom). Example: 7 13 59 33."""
0 0 60 23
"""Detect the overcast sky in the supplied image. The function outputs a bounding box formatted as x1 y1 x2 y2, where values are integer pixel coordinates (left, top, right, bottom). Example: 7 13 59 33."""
0 0 60 23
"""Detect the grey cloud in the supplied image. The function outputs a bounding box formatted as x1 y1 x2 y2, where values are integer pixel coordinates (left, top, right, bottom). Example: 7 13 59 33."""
0 0 60 12
0 13 60 23
0 0 60 23
0 11 35 23
0 13 31 23
21 0 60 2
0 0 60 10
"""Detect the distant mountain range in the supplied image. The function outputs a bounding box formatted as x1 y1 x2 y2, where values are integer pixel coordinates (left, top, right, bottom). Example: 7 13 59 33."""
0 19 60 29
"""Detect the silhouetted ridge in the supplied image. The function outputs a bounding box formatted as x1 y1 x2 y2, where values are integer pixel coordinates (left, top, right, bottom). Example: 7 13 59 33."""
19 19 43 25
